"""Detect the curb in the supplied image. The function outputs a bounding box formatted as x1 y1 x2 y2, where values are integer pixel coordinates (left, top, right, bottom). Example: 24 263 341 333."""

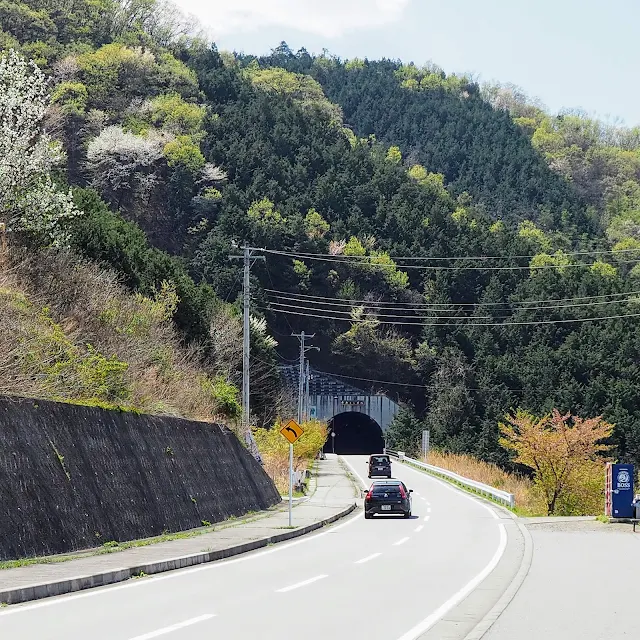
0 502 357 607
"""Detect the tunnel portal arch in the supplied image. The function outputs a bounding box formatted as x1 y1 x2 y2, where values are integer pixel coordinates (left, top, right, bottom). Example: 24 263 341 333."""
324 412 385 455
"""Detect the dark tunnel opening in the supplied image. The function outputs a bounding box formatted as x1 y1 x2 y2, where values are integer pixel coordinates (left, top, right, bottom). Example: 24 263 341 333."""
324 412 385 455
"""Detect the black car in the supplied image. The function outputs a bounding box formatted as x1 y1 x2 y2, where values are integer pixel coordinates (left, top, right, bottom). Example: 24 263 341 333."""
367 454 392 478
364 479 413 519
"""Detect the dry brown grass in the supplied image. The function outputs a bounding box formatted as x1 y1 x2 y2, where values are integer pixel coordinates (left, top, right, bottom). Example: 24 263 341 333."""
0 246 236 424
423 450 544 515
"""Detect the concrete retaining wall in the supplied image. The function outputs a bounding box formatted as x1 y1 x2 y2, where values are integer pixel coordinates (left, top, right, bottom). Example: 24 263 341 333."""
0 397 280 560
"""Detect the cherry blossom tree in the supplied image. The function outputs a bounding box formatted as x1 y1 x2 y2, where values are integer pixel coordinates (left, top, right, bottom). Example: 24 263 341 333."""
0 50 80 246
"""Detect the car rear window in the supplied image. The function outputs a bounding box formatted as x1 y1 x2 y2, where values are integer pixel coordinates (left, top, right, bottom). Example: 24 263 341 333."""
371 456 390 464
372 484 401 494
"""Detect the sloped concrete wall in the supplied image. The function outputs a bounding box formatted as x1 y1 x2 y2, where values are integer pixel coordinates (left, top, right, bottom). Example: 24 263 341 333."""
0 397 280 560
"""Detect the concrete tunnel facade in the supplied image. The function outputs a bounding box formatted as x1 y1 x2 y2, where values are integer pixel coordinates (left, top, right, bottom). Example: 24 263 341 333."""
279 366 400 454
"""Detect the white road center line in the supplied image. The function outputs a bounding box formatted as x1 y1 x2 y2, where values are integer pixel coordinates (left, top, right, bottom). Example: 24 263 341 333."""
355 553 382 564
276 574 328 593
414 525 424 533
129 614 215 640
423 515 430 522
426 507 432 513
393 537 410 546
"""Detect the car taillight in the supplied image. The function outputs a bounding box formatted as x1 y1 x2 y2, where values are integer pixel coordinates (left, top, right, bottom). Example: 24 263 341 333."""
398 485 407 499
365 489 373 500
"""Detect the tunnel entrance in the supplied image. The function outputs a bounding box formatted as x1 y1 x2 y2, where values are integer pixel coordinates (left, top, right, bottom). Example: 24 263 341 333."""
324 412 385 455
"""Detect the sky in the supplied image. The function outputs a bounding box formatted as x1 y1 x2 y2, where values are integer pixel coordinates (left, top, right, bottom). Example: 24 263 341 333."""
173 0 640 126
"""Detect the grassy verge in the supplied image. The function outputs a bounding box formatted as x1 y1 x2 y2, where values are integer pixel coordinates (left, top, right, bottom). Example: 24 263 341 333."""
254 420 327 494
400 452 546 516
401 458 519 513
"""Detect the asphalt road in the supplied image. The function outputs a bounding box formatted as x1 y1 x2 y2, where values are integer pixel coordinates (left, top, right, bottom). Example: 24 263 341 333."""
0 455 506 640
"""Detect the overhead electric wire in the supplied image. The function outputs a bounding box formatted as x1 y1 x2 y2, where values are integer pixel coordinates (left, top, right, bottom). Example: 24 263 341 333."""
259 248 640 270
263 260 300 343
265 299 497 320
259 305 640 327
265 290 640 313
313 370 526 393
264 289 640 307
259 247 640 261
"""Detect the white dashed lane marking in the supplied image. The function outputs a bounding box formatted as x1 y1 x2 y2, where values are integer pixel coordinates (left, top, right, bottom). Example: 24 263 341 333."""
355 553 382 564
276 575 327 593
393 537 410 546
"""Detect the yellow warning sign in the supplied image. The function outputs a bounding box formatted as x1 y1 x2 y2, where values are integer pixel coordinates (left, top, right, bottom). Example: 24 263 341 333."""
280 419 304 444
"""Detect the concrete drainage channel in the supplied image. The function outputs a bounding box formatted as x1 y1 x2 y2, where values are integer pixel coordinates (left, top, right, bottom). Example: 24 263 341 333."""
0 502 357 606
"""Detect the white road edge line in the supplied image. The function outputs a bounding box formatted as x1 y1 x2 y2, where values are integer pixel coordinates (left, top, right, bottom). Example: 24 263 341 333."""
355 553 381 564
0 507 363 616
276 575 327 593
393 537 410 546
341 456 370 490
414 525 424 533
129 614 215 640
395 523 507 640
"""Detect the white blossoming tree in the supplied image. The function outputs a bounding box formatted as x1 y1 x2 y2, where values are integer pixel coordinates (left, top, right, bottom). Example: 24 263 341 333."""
0 50 80 246
86 125 167 207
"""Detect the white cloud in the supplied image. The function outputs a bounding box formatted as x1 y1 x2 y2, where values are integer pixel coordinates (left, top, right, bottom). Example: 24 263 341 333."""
174 0 410 39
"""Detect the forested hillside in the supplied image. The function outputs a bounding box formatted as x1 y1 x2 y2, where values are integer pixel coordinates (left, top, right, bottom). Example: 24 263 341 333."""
2 3 640 470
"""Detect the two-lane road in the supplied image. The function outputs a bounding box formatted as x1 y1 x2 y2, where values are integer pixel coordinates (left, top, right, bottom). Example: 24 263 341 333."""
0 455 508 640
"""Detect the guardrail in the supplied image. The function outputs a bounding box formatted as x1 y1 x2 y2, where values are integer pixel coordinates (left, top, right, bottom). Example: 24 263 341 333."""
384 448 515 509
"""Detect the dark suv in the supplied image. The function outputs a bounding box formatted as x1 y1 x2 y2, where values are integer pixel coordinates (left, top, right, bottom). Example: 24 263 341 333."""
364 479 413 519
367 454 391 478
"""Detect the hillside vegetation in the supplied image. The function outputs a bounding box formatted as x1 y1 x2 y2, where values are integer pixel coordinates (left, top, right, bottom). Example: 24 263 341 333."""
1 3 640 474
0 246 239 421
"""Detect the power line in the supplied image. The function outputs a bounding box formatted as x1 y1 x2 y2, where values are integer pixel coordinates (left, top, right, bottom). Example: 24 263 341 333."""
259 305 640 327
259 248 640 270
314 370 526 393
266 299 497 320
259 247 640 261
265 290 640 313
263 287 640 308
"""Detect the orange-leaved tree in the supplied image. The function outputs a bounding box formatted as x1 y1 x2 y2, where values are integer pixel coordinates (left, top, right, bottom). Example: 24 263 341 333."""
499 409 613 515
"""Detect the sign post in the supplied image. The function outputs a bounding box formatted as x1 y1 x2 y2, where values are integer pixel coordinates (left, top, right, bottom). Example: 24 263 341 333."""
280 419 304 526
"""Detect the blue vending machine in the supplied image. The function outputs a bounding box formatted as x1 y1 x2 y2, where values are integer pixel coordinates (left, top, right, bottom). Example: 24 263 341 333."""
608 463 635 518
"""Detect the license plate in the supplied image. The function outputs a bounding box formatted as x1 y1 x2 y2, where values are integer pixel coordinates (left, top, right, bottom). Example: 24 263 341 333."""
381 505 391 511
377 467 384 471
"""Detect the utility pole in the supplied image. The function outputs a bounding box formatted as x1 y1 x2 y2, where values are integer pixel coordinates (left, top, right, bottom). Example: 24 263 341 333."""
290 332 319 526
229 244 265 461
305 359 310 421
